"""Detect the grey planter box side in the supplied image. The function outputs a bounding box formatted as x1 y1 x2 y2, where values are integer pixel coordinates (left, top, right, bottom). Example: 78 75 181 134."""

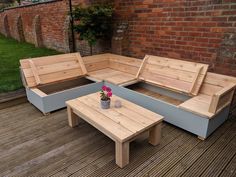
105 82 230 139
27 82 103 114
26 87 45 112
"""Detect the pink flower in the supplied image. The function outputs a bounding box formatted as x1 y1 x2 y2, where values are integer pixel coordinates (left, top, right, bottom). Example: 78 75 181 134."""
107 92 112 97
102 85 107 91
106 87 112 92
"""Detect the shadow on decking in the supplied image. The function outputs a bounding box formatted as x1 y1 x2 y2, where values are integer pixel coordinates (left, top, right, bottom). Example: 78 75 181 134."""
0 102 235 177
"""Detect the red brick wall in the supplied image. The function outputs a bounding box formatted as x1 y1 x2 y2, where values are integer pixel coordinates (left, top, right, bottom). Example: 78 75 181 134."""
114 0 236 76
0 0 110 53
0 0 235 76
0 0 68 52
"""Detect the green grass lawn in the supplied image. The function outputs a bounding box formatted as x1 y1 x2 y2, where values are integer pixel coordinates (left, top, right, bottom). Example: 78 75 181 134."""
0 34 60 93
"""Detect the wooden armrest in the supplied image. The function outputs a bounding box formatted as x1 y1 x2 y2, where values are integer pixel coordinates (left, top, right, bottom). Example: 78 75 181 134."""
209 83 236 114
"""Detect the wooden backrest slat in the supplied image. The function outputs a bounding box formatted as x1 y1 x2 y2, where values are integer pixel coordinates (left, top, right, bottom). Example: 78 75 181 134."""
108 54 142 75
199 72 236 96
83 54 110 72
199 83 223 96
138 55 208 95
108 54 142 67
82 53 141 75
109 62 138 75
20 52 86 87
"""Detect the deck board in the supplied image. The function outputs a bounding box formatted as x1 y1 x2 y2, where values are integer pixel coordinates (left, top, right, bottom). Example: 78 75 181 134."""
0 102 235 177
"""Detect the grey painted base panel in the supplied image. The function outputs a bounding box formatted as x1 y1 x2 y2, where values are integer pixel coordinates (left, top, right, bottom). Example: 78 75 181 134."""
26 80 229 139
105 82 230 139
26 82 103 114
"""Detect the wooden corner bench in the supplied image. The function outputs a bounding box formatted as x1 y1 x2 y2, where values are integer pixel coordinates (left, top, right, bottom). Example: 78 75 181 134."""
20 52 236 140
66 92 163 168
83 53 142 86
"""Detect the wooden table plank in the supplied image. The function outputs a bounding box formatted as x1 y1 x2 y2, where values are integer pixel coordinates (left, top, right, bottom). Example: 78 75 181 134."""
67 99 134 142
87 93 159 127
79 96 145 133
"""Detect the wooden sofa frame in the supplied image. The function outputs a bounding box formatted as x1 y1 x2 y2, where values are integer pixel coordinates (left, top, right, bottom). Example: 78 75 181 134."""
20 53 236 139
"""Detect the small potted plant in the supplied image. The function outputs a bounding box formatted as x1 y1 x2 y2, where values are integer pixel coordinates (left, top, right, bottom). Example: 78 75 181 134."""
100 85 112 109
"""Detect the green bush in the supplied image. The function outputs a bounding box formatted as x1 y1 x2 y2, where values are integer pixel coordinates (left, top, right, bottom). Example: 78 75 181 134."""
72 4 113 54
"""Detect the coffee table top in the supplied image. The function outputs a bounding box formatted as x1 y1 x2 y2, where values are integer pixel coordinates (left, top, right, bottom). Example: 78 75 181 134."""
66 92 163 142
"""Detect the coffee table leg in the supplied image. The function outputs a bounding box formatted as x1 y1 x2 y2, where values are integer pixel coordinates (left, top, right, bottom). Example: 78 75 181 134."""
115 141 129 168
67 106 79 127
149 123 161 146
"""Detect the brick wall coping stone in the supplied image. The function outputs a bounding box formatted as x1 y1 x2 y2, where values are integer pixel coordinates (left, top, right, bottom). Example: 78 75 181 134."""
0 0 62 12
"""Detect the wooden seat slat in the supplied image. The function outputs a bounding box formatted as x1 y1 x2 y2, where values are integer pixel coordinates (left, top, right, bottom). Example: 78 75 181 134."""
179 98 213 118
89 68 120 78
89 68 136 85
105 73 136 85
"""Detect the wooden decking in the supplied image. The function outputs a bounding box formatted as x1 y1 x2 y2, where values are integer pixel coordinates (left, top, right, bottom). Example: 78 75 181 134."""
0 102 236 177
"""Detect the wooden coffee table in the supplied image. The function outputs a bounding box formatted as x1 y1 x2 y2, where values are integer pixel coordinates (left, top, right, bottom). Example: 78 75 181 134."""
66 92 163 168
